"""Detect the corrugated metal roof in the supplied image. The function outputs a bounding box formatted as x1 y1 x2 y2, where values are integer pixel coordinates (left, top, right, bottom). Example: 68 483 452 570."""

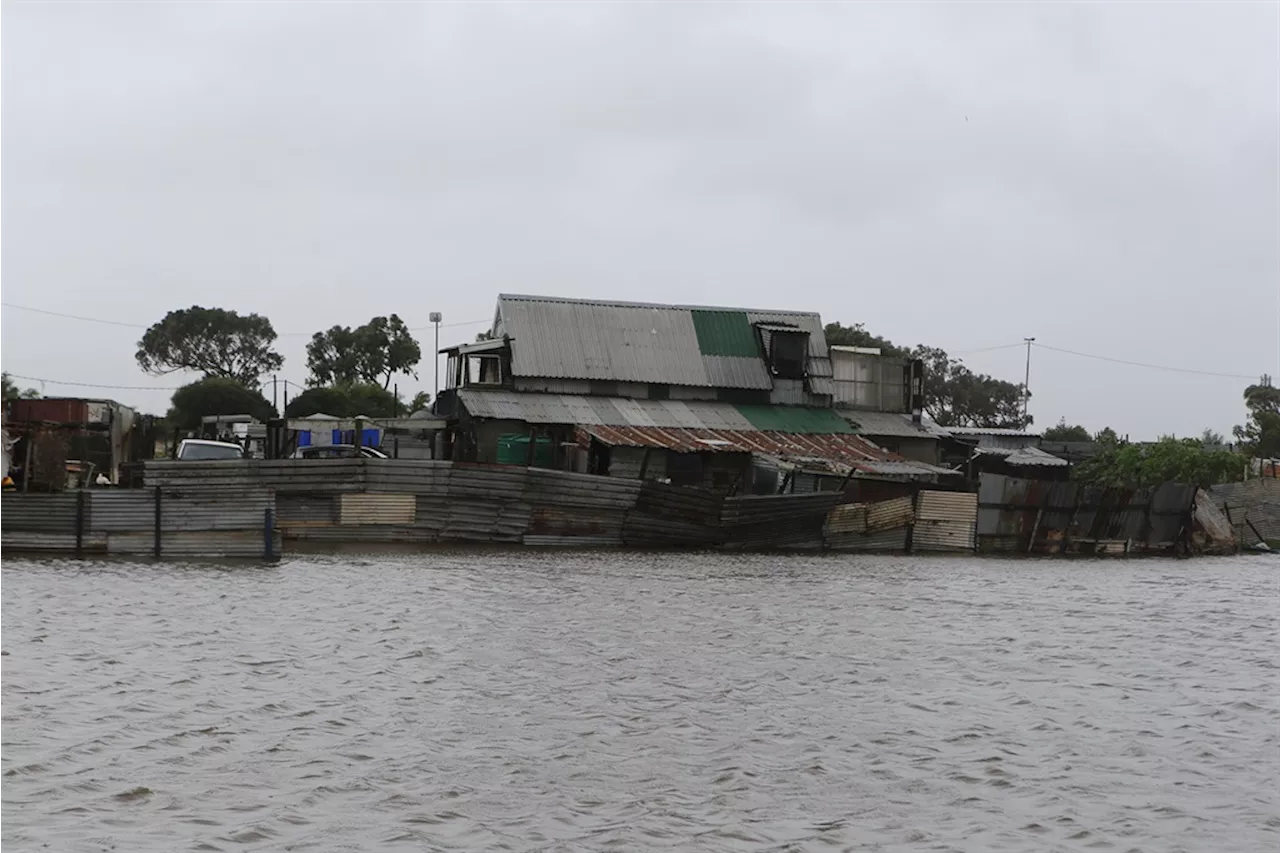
459 391 857 435
582 425 901 472
494 294 833 391
974 446 1070 467
842 411 938 439
934 425 1041 438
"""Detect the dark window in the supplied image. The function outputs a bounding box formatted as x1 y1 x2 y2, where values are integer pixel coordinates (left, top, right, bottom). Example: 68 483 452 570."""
648 383 670 400
589 380 619 396
769 331 808 379
667 452 704 488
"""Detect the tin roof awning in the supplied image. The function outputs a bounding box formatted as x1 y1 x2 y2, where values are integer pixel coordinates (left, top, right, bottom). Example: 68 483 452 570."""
439 337 508 356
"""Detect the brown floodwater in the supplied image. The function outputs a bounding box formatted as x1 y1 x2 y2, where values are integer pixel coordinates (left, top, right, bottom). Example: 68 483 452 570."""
3 551 1277 852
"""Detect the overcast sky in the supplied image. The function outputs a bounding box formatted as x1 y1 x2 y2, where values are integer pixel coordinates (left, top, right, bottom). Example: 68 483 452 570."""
3 2 1277 438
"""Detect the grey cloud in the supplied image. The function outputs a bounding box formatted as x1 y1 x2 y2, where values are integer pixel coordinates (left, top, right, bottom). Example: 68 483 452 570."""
2 2 1276 437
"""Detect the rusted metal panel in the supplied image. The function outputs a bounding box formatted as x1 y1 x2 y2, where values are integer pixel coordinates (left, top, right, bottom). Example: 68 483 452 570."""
338 493 415 525
8 398 89 424
868 496 915 532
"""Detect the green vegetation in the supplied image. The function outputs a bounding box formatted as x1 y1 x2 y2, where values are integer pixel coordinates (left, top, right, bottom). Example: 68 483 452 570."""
168 378 276 430
1043 418 1092 442
823 322 1027 429
306 315 421 389
1073 435 1246 489
136 306 283 389
1232 382 1280 460
284 383 401 419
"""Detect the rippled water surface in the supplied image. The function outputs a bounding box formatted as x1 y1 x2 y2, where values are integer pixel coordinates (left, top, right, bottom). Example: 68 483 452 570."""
3 552 1277 852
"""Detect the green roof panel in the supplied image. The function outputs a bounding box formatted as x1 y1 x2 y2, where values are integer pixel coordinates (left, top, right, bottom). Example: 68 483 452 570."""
691 310 760 358
734 405 855 434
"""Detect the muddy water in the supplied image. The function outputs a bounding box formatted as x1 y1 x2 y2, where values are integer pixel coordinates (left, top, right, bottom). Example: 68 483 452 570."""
3 552 1277 851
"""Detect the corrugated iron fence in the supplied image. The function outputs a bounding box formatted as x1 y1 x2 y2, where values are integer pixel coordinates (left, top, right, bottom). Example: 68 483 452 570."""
2 487 279 558
4 460 983 555
976 473 1199 555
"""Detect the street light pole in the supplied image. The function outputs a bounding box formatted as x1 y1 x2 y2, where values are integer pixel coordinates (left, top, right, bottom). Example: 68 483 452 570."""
430 312 442 402
1023 337 1036 424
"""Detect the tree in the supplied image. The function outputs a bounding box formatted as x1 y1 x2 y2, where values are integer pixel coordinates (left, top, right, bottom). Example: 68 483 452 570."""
1044 418 1092 442
137 307 283 389
822 322 908 357
1233 382 1280 460
168 378 276 430
306 315 421 389
912 345 1029 429
1074 437 1245 488
1200 429 1226 447
2 373 41 401
406 391 432 414
285 383 400 419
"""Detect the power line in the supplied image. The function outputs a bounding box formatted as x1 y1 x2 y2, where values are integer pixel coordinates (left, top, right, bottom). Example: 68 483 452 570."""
0 302 490 335
3 373 185 391
952 342 1026 355
1033 342 1257 380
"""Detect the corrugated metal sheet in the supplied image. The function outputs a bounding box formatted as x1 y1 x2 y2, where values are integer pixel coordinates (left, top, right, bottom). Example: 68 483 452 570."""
826 526 908 552
338 493 416 525
699 355 772 391
917 491 978 521
1 494 79 532
86 491 153 531
868 496 915 531
973 446 1069 467
582 425 897 471
823 497 914 537
690 310 760 357
914 491 977 552
276 495 336 524
495 294 833 390
842 411 935 439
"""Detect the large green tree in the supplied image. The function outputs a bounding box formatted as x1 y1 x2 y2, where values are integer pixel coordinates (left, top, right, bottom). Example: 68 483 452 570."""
306 315 421 389
823 323 1028 428
168 378 276 430
1233 382 1280 460
137 307 283 389
285 383 400 419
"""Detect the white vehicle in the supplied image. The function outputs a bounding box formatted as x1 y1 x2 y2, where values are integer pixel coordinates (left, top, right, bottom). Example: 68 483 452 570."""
291 444 388 460
176 439 246 461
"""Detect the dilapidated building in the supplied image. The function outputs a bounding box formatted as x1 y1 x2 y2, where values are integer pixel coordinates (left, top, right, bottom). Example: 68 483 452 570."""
435 294 954 492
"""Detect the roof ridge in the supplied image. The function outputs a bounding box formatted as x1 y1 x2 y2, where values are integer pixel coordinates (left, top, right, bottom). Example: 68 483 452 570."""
497 293 820 318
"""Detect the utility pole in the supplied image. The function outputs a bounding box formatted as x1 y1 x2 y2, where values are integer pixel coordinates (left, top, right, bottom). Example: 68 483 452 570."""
430 312 443 403
1023 337 1035 424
